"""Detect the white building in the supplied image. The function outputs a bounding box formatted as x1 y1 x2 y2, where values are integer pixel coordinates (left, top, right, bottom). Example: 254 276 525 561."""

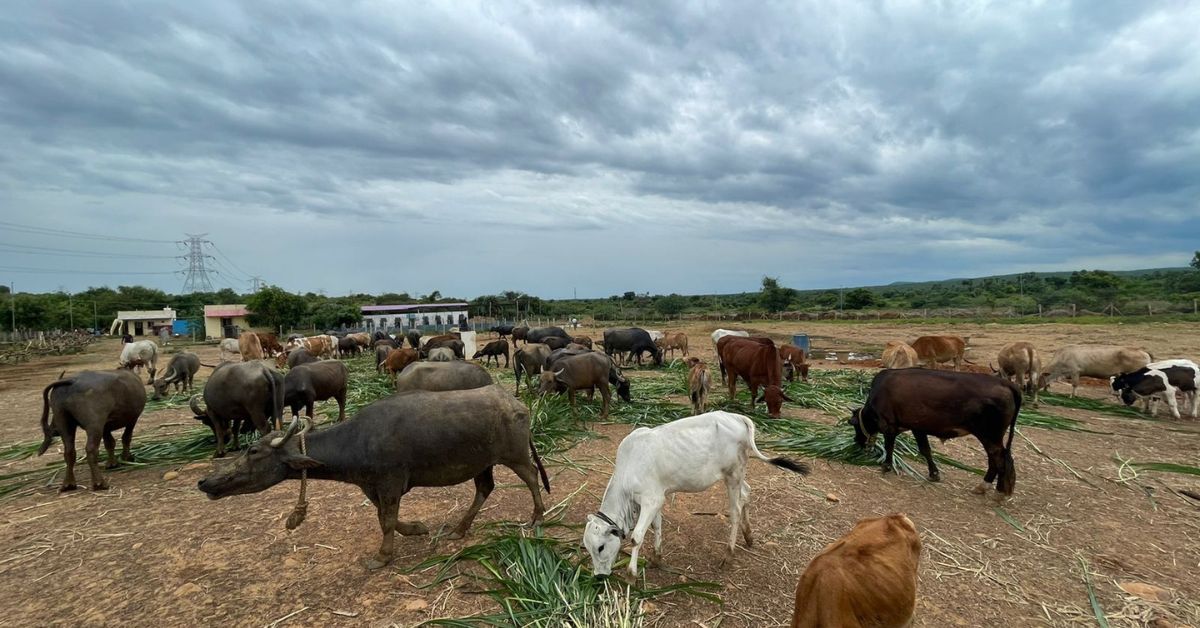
361 303 470 332
109 308 176 337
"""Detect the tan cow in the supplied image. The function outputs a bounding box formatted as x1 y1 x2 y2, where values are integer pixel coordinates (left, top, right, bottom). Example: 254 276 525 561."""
655 331 689 358
348 332 372 348
686 357 711 415
995 341 1041 404
1039 345 1151 397
881 341 919 369
791 513 922 628
910 335 968 370
238 331 263 362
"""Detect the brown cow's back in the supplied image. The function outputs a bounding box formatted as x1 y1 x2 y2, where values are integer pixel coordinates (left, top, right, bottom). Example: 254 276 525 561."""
238 331 263 361
882 341 919 369
792 514 921 628
910 335 967 370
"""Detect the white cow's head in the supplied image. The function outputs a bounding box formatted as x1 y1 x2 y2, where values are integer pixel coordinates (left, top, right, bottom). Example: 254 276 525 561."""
583 513 624 576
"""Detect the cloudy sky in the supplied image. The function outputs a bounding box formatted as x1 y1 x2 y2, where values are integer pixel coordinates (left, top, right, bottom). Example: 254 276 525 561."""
1 1 1197 299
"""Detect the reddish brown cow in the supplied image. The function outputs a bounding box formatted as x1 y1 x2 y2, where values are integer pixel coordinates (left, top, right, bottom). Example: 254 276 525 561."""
238 331 263 361
255 332 284 358
910 335 968 370
716 336 792 417
383 348 419 386
791 513 922 628
779 345 809 382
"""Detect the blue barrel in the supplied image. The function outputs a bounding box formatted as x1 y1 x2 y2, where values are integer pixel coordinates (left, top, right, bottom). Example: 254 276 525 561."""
791 334 810 352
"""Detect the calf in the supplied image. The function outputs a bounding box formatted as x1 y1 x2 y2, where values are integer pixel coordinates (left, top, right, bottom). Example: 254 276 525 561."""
851 369 1020 496
383 348 419 384
717 336 791 417
239 331 264 362
513 343 552 394
583 411 809 576
118 339 158 383
537 352 629 419
881 341 919 369
151 352 201 400
779 344 809 382
686 357 711 415
473 339 510 367
198 385 550 569
791 514 921 628
284 360 349 422
995 341 1041 404
38 370 147 491
655 332 689 358
1111 360 1199 419
1040 345 1151 397
910 335 968 370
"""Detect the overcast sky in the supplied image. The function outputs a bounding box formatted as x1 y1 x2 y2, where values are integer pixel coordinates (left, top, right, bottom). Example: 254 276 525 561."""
1 1 1197 299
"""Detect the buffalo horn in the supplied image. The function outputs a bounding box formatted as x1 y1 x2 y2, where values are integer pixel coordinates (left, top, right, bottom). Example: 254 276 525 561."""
189 395 206 417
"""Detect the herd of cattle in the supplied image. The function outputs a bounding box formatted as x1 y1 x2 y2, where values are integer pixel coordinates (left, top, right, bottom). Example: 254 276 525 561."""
32 325 1199 626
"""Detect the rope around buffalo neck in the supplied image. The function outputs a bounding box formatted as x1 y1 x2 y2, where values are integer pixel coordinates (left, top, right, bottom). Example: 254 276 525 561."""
285 430 308 530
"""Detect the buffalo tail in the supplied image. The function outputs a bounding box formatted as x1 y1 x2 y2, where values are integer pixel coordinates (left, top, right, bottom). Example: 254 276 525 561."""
38 379 74 456
768 457 811 475
529 437 551 493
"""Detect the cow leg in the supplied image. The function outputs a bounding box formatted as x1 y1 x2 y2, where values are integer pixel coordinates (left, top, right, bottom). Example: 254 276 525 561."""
102 430 118 469
447 467 495 540
881 433 897 473
736 478 753 547
628 497 663 576
147 364 156 384
1164 393 1180 420
726 370 738 404
336 392 347 422
84 427 108 490
912 431 939 481
60 422 78 491
503 353 509 368
229 419 243 451
975 443 1006 496
1070 375 1080 398
647 511 664 567
211 419 227 458
599 382 611 420
505 461 546 528
748 384 759 411
366 493 401 570
120 424 134 462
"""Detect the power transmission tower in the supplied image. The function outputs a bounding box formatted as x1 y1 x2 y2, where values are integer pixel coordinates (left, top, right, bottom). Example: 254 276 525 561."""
179 234 216 293
250 275 264 292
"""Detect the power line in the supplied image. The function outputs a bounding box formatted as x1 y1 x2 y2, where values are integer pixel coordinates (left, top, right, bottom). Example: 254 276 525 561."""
0 265 181 275
0 241 178 259
210 243 253 279
0 220 176 243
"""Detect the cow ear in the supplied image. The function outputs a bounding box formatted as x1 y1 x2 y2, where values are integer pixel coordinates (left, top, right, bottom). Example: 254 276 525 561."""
286 454 322 470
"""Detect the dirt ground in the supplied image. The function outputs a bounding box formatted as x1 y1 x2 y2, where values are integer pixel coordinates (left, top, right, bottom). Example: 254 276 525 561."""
1 322 1198 627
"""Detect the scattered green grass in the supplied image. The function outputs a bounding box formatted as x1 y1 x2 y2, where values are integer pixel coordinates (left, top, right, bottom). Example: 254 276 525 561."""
142 378 207 412
1127 461 1200 477
1040 392 1152 420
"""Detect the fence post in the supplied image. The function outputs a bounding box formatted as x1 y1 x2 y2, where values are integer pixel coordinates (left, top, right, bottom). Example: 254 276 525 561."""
1038 303 1042 317
1071 303 1076 317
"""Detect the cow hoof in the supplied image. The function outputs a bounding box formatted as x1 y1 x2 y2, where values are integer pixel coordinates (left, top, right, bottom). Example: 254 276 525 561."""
59 484 78 493
880 466 894 475
92 482 110 491
445 530 468 541
970 482 989 495
214 452 226 459
363 555 392 570
928 473 941 482
397 521 428 536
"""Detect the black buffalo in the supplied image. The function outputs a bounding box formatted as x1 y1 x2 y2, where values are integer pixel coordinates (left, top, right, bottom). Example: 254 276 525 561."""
602 328 663 366
39 369 147 491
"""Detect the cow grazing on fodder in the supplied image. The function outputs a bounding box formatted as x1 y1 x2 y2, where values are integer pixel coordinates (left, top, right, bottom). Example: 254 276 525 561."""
197 385 551 569
473 339 510 367
118 339 158 383
779 344 809 382
1039 344 1152 397
374 336 399 349
383 348 420 386
583 411 809 576
513 343 552 394
403 330 420 349
537 352 629 419
687 357 711 415
791 514 921 628
190 362 285 457
219 338 240 361
910 335 968 370
994 341 1042 404
717 336 791 418
288 334 338 359
284 360 349 422
151 352 201 400
38 370 147 491
655 332 689 359
374 345 394 372
394 361 494 393
1111 360 1200 419
881 341 919 369
603 328 663 366
711 329 749 382
851 369 1020 497
347 332 372 348
239 331 264 362
572 335 593 349
255 332 284 357
277 348 319 370
337 336 361 357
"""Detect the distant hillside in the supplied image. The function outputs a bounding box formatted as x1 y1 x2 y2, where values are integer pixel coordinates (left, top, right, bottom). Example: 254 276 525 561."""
878 267 1190 291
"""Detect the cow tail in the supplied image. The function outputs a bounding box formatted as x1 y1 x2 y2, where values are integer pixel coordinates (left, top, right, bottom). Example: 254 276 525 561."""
741 414 810 475
1001 384 1021 495
1024 344 1036 394
529 436 551 493
265 369 283 431
38 379 74 456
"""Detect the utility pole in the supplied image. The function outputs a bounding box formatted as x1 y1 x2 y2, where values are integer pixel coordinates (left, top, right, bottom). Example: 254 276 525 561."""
68 293 73 329
9 283 15 333
178 233 216 293
93 301 98 332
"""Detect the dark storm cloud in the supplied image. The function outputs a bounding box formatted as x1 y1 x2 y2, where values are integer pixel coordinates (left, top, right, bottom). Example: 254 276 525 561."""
0 0 1197 297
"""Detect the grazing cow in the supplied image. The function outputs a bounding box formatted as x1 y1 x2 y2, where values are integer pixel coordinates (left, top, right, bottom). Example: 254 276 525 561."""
279 348 318 370
779 345 809 382
255 332 284 358
527 326 572 344
711 329 749 382
791 514 921 628
118 339 159 383
655 332 689 359
422 335 465 359
405 330 421 349
910 335 968 370
284 360 349 422
337 336 361 357
572 335 593 349
537 352 629 419
687 357 711 415
542 336 570 350
850 369 1020 496
348 332 372 348
238 331 264 362
511 326 530 345
189 362 285 457
995 342 1041 404
717 336 791 418
198 385 550 569
219 338 240 361
490 324 514 338
38 370 147 491
375 345 394 372
383 348 420 386
603 328 663 366
513 343 552 394
1039 345 1152 397
291 334 339 359
151 352 201 400
583 411 809 576
473 339 510 367
395 361 494 393
881 341 919 369
1111 360 1200 419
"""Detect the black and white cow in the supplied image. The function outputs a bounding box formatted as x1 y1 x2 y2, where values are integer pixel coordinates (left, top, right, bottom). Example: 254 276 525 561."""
1110 359 1199 419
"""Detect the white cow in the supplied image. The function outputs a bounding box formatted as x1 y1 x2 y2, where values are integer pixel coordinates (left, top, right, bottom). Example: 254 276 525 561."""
218 338 240 361
118 339 158 383
1039 345 1151 397
711 329 750 383
583 411 809 576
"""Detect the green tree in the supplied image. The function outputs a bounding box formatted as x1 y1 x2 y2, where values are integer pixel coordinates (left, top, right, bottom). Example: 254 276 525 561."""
309 301 361 329
758 276 796 312
654 294 687 318
1191 251 1200 270
246 286 308 332
843 288 877 310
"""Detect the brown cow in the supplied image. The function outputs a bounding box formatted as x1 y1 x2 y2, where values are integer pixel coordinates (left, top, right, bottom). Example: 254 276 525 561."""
348 332 372 348
288 334 338 359
655 332 689 358
995 341 1041 404
686 357 711 415
383 348 419 386
572 335 593 349
716 336 792 417
791 514 921 628
254 332 284 358
910 335 968 370
238 331 263 362
881 341 919 369
779 345 809 382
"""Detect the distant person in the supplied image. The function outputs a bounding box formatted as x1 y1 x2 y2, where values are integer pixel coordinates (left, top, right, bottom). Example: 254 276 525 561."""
121 333 134 344
159 326 170 346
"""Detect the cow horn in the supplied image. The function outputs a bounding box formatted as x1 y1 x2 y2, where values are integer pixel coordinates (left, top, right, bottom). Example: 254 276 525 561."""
189 395 206 417
270 417 303 448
